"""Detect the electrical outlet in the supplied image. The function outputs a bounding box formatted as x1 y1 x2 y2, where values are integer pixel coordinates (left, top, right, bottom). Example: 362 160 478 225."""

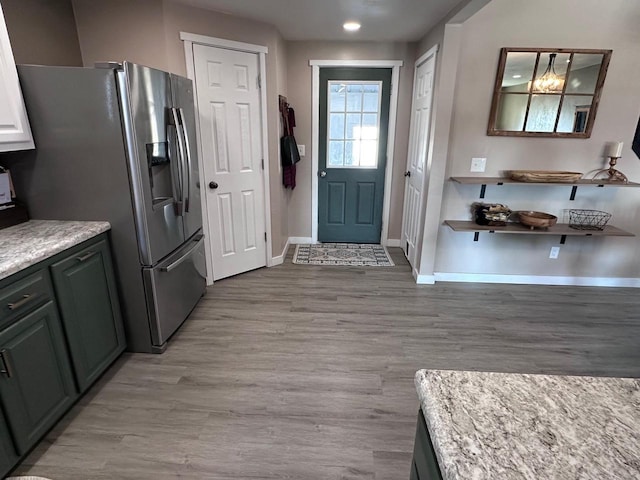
297 144 306 157
470 157 486 172
549 246 560 259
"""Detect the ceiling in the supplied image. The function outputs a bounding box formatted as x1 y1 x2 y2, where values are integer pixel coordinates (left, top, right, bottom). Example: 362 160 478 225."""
170 0 462 42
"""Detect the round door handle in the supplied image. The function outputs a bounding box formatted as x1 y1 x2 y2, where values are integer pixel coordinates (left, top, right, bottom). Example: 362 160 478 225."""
319 171 327 178
404 171 411 177
209 181 219 189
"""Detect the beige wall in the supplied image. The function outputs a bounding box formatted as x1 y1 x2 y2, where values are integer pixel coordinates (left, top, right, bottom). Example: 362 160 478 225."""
72 0 168 70
427 0 640 280
285 41 416 241
71 0 290 258
2 0 82 66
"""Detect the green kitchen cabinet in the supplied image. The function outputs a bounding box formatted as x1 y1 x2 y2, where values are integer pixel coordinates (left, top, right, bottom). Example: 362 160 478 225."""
0 409 17 478
0 301 77 455
410 409 443 480
51 237 126 393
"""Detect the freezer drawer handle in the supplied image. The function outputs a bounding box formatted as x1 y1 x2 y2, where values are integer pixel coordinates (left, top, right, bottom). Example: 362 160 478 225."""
0 349 13 378
7 294 34 311
76 251 97 262
161 235 204 273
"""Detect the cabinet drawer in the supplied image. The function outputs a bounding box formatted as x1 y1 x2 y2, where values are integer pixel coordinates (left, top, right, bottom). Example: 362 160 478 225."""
0 270 53 330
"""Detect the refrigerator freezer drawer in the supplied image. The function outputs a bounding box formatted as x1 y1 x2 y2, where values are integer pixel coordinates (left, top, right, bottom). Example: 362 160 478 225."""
143 233 206 348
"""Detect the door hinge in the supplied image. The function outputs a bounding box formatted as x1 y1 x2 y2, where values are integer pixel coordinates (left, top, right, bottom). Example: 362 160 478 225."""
261 159 264 170
264 232 267 242
257 74 261 89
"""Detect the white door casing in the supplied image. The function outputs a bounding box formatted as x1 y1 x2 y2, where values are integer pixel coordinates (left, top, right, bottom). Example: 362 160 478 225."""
0 3 34 152
191 42 267 281
401 46 437 271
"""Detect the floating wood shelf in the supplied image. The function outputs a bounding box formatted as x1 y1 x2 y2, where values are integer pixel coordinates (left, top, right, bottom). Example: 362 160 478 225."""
450 177 640 200
444 220 635 244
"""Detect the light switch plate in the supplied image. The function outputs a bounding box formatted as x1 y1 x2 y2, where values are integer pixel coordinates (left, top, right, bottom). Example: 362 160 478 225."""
470 157 486 172
297 144 306 157
549 246 560 259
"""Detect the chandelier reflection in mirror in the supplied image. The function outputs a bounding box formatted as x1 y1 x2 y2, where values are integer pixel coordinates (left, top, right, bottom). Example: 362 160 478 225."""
530 53 564 93
488 48 612 137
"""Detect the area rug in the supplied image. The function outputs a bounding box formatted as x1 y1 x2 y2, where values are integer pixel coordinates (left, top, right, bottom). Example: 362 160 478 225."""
293 243 394 266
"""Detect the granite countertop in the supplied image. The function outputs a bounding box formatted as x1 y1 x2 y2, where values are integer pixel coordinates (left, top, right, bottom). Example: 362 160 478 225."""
415 369 640 480
0 220 111 280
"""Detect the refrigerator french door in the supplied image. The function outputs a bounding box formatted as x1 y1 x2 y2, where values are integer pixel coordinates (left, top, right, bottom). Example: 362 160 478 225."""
14 63 206 353
117 62 205 349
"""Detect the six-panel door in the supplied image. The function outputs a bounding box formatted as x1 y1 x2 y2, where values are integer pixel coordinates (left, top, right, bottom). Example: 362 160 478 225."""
193 44 267 280
0 302 76 454
51 238 126 393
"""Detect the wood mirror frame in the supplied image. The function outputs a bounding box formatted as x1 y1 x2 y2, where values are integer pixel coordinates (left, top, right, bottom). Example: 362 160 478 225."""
487 48 612 138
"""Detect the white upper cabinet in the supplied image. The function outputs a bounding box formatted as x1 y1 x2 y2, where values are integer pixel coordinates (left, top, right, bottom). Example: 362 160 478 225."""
0 3 34 152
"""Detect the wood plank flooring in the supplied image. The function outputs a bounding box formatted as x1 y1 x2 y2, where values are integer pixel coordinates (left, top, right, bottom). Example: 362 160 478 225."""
14 248 640 479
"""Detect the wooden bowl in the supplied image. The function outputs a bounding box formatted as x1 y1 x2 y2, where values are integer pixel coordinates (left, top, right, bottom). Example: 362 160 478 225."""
518 211 557 229
509 170 583 183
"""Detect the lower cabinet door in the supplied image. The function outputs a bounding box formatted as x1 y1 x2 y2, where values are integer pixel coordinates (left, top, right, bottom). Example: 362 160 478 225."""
412 409 443 480
0 408 18 478
0 302 76 455
51 237 125 392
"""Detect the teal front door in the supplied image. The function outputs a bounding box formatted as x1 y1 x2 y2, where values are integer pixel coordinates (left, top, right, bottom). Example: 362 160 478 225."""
318 68 392 243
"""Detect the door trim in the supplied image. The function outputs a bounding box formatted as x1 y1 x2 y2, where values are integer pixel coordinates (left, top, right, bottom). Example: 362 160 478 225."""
310 60 403 245
181 32 272 284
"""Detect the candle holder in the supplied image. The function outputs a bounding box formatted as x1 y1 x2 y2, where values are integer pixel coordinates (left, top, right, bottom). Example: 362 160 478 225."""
592 156 628 183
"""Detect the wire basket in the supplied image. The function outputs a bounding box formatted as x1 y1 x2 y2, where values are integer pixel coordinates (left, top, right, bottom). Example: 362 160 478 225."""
568 209 611 230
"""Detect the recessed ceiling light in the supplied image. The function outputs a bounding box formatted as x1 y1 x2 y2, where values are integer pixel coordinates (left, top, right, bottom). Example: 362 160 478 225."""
343 22 361 32
512 74 522 79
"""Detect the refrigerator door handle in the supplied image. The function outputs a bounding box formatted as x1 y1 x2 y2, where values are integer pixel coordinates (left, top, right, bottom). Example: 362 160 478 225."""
177 108 192 213
170 107 186 216
160 234 204 272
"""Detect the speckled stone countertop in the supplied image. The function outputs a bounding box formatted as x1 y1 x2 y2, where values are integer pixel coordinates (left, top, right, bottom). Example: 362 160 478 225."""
415 369 640 480
0 220 110 280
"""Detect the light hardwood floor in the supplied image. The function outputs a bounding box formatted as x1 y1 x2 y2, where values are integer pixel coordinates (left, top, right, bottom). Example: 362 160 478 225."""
14 248 640 479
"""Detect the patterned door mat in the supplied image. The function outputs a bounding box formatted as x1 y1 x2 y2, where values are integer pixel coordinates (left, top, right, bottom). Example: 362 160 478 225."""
293 243 394 266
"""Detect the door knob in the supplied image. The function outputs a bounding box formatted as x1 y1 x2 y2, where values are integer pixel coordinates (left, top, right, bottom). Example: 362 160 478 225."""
319 171 327 178
209 181 219 189
404 171 411 177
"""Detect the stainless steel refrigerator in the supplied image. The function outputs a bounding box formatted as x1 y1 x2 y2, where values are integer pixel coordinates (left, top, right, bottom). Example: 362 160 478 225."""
13 62 206 353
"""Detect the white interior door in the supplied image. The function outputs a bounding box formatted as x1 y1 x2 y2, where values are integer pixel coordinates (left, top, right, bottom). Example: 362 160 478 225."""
401 50 436 269
193 44 266 281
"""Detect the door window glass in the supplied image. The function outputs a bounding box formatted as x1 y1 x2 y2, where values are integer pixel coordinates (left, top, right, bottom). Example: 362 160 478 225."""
327 82 382 168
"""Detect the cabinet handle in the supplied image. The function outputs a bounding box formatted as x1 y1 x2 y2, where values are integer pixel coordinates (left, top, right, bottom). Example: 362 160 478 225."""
0 350 13 378
7 294 34 311
76 251 97 262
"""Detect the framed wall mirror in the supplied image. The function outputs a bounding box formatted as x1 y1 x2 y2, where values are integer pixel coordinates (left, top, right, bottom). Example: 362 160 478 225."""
487 48 612 138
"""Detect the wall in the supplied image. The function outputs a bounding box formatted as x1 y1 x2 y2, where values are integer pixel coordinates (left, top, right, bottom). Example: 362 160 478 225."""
430 0 640 281
71 0 168 70
2 0 82 66
285 41 415 241
71 0 290 258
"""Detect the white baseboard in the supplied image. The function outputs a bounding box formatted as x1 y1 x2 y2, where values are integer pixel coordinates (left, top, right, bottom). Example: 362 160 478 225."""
289 236 314 244
385 238 402 247
415 271 435 284
271 239 290 266
433 272 640 288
